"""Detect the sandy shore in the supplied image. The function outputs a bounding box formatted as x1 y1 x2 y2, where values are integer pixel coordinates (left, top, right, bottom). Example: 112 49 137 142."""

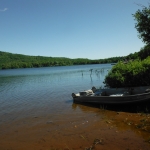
0 105 150 150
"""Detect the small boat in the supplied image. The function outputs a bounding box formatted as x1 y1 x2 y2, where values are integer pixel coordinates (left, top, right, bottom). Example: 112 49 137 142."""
72 86 150 104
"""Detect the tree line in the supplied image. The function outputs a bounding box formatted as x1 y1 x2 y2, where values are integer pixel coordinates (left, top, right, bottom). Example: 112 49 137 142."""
0 51 123 69
0 44 149 70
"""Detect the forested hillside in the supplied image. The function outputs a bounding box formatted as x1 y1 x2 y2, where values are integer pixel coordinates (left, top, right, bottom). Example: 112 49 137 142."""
0 44 150 69
0 51 124 69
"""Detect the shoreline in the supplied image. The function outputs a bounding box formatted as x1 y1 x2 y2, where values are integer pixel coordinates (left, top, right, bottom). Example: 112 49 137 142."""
0 106 150 150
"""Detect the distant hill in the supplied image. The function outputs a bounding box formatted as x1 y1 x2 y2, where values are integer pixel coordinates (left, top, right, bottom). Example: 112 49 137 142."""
0 45 150 69
0 51 121 69
0 51 97 69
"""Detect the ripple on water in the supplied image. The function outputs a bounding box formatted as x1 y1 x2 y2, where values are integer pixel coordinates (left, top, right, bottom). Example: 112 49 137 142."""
0 65 109 123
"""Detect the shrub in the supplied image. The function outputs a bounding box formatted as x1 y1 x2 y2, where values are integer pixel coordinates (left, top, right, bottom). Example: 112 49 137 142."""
104 58 150 88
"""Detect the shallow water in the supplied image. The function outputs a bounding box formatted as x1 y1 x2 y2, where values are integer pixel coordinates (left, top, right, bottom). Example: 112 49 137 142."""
0 64 150 150
0 64 110 120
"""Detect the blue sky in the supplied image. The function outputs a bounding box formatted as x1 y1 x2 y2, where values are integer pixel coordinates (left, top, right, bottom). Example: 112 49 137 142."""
0 0 149 59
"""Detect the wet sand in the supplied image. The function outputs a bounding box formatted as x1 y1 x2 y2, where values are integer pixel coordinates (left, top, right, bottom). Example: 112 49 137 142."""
0 105 150 150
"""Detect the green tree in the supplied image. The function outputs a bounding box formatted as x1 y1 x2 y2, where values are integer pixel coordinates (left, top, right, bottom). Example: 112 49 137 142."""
133 4 150 44
138 44 150 60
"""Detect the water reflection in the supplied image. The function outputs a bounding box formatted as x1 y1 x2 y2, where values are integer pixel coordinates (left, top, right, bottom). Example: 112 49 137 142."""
72 101 150 113
0 64 111 119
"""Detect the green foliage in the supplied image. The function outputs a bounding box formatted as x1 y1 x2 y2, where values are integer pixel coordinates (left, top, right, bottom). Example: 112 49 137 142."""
104 4 150 88
0 51 74 69
133 4 150 44
0 51 125 69
125 52 139 60
104 57 150 88
1 43 149 70
138 44 150 60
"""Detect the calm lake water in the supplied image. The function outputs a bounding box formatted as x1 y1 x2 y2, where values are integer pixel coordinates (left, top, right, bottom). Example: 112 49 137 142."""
0 64 111 123
1 64 150 150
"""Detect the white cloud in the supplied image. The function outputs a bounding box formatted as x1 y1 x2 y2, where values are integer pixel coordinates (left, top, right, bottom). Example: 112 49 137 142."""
0 8 8 12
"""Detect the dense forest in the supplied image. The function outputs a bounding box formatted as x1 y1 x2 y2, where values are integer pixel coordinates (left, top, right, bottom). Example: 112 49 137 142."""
0 44 149 70
0 51 124 69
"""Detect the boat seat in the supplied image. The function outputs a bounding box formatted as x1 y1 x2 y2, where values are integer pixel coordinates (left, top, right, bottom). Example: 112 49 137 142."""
80 89 93 96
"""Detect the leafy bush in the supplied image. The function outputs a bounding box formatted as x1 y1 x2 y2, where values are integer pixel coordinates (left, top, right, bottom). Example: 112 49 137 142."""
104 57 150 88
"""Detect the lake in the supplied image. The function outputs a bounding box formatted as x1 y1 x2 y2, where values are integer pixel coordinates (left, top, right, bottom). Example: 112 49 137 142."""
0 64 150 150
0 64 110 118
